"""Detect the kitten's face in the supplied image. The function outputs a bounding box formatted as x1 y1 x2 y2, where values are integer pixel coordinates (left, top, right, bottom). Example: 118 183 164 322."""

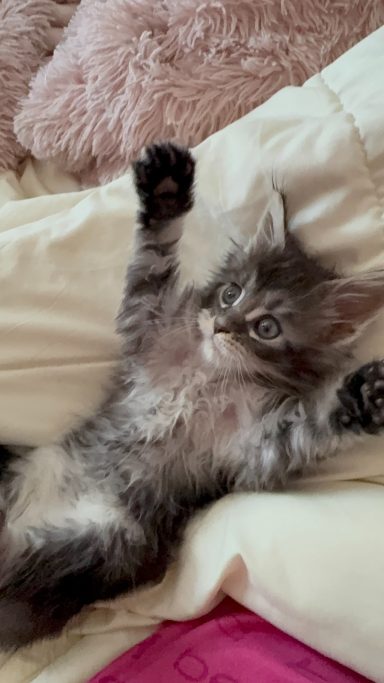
197 193 384 392
198 250 330 389
199 279 304 374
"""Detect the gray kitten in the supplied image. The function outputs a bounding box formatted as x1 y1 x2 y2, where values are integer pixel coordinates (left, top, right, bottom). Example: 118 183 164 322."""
1 143 384 650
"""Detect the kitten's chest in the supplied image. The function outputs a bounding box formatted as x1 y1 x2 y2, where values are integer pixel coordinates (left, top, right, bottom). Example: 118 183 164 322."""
132 368 254 451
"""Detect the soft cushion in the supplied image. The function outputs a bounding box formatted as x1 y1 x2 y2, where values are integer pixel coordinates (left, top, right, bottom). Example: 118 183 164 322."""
1 26 384 683
0 0 77 172
14 0 384 185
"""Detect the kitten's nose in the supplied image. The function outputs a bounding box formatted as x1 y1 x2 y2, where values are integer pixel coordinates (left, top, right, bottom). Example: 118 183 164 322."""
214 318 230 334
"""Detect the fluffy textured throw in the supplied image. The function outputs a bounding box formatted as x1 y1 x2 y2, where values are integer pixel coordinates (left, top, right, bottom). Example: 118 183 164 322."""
0 0 78 173
13 0 384 185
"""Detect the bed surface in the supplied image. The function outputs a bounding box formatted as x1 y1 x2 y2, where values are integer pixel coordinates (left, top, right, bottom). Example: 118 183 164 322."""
0 27 384 683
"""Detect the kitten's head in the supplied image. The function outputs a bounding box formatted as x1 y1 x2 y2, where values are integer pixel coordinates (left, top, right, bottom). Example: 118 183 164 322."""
198 192 384 392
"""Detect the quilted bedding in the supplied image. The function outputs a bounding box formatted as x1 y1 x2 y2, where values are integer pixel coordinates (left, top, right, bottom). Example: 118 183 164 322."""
0 27 384 683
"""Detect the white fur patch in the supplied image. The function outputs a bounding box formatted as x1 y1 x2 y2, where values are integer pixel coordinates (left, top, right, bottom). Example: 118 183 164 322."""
7 446 119 539
8 446 71 528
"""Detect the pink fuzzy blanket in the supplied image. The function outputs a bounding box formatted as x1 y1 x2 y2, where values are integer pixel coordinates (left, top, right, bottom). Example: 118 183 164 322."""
2 1 384 184
0 0 78 173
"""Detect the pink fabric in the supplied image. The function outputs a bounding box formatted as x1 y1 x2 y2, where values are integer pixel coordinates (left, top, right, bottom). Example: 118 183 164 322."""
88 599 371 683
0 0 78 172
14 0 384 186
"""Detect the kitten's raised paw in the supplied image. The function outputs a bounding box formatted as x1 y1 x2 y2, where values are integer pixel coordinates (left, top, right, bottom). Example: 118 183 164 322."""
337 360 384 434
133 143 195 225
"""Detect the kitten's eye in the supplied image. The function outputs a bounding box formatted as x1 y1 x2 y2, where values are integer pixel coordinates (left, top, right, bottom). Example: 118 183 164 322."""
253 315 281 340
219 283 244 308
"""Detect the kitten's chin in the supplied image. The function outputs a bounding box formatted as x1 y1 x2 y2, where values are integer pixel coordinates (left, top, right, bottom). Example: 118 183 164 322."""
198 310 247 372
201 332 244 371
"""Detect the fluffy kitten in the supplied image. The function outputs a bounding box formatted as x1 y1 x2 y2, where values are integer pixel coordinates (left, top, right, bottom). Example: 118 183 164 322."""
1 143 384 650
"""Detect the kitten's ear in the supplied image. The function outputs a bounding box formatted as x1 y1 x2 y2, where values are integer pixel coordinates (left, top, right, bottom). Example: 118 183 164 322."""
320 271 384 344
248 190 287 253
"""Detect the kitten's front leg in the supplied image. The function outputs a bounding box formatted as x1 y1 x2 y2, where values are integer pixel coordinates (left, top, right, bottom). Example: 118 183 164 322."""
117 143 195 347
238 361 384 491
283 360 384 483
333 360 384 434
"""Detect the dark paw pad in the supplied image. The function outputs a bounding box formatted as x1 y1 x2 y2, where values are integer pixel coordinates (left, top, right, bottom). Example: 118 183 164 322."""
337 360 384 434
133 143 195 224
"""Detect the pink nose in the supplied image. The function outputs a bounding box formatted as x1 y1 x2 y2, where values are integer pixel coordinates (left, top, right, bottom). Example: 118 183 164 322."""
214 318 230 334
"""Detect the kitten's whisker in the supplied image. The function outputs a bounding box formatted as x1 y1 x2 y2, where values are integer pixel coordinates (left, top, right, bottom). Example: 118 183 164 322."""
153 323 197 340
213 365 223 400
223 365 231 397
234 356 247 402
138 315 197 327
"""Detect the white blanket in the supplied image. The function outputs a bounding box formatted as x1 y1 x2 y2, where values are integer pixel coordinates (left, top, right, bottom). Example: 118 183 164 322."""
1 27 384 683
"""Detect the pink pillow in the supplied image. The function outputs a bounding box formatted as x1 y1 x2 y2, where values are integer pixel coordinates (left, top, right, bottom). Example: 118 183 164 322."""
15 0 384 185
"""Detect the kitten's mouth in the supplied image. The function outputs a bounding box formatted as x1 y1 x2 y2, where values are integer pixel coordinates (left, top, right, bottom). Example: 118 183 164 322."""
214 331 237 354
214 331 232 342
198 310 244 367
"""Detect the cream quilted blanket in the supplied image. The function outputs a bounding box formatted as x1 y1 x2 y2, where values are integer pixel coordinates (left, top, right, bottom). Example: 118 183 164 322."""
0 27 384 683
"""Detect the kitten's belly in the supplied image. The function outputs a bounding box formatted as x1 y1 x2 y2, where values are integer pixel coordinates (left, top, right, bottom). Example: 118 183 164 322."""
6 445 120 538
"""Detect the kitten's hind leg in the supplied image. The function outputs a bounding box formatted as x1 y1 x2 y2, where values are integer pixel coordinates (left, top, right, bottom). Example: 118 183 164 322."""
0 524 135 650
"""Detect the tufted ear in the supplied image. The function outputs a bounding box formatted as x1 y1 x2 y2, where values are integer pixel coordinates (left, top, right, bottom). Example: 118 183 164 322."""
248 190 287 254
320 271 384 345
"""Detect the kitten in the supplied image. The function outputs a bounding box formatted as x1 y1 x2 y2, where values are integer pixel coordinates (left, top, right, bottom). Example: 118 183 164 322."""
1 143 384 650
